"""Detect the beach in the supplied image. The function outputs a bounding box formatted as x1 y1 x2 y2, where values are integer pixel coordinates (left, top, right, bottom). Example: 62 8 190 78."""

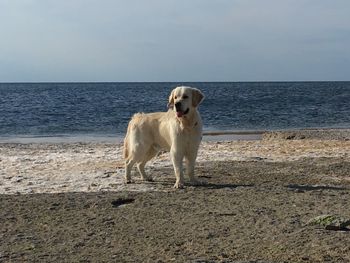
1 129 350 262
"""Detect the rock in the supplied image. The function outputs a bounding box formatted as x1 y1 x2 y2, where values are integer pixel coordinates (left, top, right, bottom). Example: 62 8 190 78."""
111 197 135 208
308 215 350 230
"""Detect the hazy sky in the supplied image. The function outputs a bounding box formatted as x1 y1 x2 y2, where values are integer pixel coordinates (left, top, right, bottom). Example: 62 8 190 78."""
0 0 349 82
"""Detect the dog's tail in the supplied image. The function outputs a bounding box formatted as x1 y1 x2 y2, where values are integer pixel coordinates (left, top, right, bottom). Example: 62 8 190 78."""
123 125 130 159
123 138 129 159
123 113 143 159
123 119 133 159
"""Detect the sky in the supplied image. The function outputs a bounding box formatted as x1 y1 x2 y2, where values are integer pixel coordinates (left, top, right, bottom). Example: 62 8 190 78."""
0 0 349 82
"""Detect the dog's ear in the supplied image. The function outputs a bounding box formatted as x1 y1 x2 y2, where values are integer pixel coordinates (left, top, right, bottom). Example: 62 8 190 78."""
167 89 175 109
192 88 204 107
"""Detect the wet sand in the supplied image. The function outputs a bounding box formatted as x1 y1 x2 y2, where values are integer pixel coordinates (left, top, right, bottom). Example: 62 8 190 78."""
1 129 350 262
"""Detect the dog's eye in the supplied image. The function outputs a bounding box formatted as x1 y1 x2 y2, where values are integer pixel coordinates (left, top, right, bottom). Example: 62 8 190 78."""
183 95 188 99
174 96 177 99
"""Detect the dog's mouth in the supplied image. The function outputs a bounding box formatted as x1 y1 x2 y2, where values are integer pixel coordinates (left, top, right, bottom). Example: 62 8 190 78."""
176 108 189 118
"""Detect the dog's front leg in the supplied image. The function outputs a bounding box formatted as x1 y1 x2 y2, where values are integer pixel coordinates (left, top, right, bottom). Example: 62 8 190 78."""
185 153 197 183
170 146 184 189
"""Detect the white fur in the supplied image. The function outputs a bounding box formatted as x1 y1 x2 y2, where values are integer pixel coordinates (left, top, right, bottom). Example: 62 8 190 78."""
123 86 204 188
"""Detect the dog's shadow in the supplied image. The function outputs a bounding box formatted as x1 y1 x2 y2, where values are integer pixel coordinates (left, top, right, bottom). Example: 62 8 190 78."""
190 182 254 190
120 167 253 190
138 178 253 190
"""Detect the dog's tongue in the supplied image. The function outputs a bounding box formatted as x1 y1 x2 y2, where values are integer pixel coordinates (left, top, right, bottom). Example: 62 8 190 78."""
176 111 183 117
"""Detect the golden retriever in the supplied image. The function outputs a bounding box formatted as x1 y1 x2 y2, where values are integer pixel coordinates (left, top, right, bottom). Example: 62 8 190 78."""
123 86 204 188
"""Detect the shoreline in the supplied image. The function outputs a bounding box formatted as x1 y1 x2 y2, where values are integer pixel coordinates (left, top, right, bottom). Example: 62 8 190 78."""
0 127 349 143
0 131 263 144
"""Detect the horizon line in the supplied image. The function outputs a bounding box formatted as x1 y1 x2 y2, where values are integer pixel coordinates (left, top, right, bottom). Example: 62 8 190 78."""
1 80 350 84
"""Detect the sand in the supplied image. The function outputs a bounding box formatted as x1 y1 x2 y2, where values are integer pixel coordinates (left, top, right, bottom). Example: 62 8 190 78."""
1 129 350 262
1 130 349 195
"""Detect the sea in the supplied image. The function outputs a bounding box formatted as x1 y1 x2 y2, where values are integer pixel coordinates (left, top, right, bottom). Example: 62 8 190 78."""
0 82 349 142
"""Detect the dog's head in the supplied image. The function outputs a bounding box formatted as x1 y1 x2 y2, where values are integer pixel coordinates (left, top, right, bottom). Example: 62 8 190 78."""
168 86 204 118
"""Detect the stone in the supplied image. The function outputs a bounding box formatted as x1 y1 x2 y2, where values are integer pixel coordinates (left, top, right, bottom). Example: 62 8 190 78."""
308 215 350 230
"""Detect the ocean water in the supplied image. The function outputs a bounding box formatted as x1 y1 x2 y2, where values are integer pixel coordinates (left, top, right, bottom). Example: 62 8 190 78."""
0 82 349 140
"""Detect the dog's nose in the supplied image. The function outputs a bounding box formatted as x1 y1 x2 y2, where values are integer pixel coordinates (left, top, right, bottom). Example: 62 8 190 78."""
175 102 181 111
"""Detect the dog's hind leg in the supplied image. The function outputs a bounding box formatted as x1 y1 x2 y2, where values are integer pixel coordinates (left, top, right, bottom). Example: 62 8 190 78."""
137 147 158 181
137 162 152 182
125 159 136 183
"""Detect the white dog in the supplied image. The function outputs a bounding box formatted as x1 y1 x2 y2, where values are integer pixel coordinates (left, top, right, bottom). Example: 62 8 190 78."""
123 86 204 188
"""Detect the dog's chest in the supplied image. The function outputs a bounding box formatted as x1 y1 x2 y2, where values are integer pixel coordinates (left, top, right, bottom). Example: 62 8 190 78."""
176 126 201 146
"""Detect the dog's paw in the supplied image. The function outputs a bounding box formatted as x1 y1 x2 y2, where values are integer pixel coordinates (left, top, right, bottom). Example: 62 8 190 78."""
173 181 184 189
124 179 133 184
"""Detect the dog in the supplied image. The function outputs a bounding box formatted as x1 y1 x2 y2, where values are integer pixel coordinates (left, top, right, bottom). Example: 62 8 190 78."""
123 86 204 188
